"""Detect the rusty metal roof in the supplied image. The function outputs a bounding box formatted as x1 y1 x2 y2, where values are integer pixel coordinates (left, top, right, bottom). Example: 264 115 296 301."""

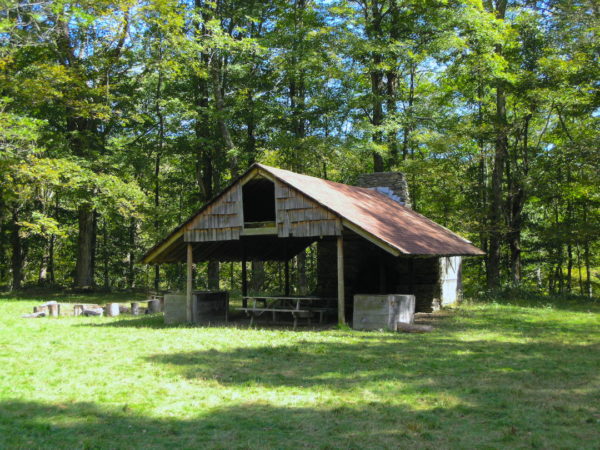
142 163 484 263
258 164 484 256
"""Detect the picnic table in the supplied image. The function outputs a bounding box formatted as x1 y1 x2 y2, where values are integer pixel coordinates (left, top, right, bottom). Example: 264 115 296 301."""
237 296 336 329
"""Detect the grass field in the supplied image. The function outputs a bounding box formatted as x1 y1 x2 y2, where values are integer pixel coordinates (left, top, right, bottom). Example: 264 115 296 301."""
0 292 598 449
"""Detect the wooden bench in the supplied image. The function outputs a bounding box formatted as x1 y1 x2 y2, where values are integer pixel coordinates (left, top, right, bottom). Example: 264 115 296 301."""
306 307 337 323
236 307 314 329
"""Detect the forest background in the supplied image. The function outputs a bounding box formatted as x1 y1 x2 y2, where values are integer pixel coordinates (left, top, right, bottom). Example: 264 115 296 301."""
1 0 598 297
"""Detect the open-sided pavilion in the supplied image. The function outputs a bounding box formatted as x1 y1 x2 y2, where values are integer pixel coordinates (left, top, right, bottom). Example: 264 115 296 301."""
141 163 484 325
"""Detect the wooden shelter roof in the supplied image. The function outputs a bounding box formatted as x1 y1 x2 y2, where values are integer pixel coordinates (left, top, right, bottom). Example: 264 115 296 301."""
261 165 483 256
141 163 484 264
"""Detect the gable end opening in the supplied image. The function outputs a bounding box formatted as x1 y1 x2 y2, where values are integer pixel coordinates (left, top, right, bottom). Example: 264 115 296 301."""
242 176 276 226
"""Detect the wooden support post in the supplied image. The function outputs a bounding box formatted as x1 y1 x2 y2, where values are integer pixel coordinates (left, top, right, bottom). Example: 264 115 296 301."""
186 243 193 323
337 236 345 325
284 259 290 296
241 255 248 308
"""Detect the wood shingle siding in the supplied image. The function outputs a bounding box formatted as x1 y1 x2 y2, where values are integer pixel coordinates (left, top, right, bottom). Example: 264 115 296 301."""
275 180 341 238
182 175 342 243
185 185 243 242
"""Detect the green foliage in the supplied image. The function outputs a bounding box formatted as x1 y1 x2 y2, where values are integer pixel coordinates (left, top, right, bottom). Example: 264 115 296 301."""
0 0 597 294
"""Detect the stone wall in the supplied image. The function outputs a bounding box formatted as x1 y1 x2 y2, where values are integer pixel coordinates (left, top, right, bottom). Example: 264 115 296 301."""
316 238 443 314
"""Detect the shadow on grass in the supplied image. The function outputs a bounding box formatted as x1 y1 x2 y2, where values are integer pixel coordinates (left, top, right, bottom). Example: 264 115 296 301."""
2 334 598 448
146 339 600 394
0 399 479 448
141 337 599 447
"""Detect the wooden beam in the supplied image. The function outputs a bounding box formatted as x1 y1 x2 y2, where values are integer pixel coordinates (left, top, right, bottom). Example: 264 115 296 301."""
241 226 277 236
142 230 184 263
254 167 276 182
186 243 193 323
341 220 401 256
337 236 345 325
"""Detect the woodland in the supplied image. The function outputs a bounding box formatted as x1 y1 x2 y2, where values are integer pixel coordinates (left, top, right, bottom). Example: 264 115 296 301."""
1 0 598 297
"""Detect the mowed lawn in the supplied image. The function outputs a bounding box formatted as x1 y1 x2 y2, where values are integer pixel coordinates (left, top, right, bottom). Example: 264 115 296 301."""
0 293 599 449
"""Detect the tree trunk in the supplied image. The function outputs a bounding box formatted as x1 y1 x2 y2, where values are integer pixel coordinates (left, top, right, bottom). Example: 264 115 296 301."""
194 81 213 200
584 241 592 297
190 21 219 293
153 58 165 293
556 246 564 293
208 260 219 290
91 211 97 283
210 55 238 177
75 204 95 289
287 9 309 284
251 260 265 294
297 251 307 295
401 65 415 161
245 90 257 164
386 70 399 166
477 80 489 279
506 158 523 286
576 245 584 295
367 1 385 172
127 220 135 289
486 0 508 290
371 65 385 172
38 246 48 285
48 234 55 284
507 114 530 286
11 209 24 290
102 219 109 290
566 243 573 293
582 204 592 297
487 82 507 289
508 226 522 285
387 1 400 166
193 6 213 202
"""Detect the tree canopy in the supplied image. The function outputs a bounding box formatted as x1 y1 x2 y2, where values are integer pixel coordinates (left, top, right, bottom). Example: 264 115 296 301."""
1 0 598 295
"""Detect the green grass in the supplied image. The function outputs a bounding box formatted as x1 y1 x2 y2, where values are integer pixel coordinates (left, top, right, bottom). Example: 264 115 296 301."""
0 292 599 449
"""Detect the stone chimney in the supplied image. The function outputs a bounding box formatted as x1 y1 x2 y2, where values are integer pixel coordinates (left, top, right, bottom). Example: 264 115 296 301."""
356 172 411 209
